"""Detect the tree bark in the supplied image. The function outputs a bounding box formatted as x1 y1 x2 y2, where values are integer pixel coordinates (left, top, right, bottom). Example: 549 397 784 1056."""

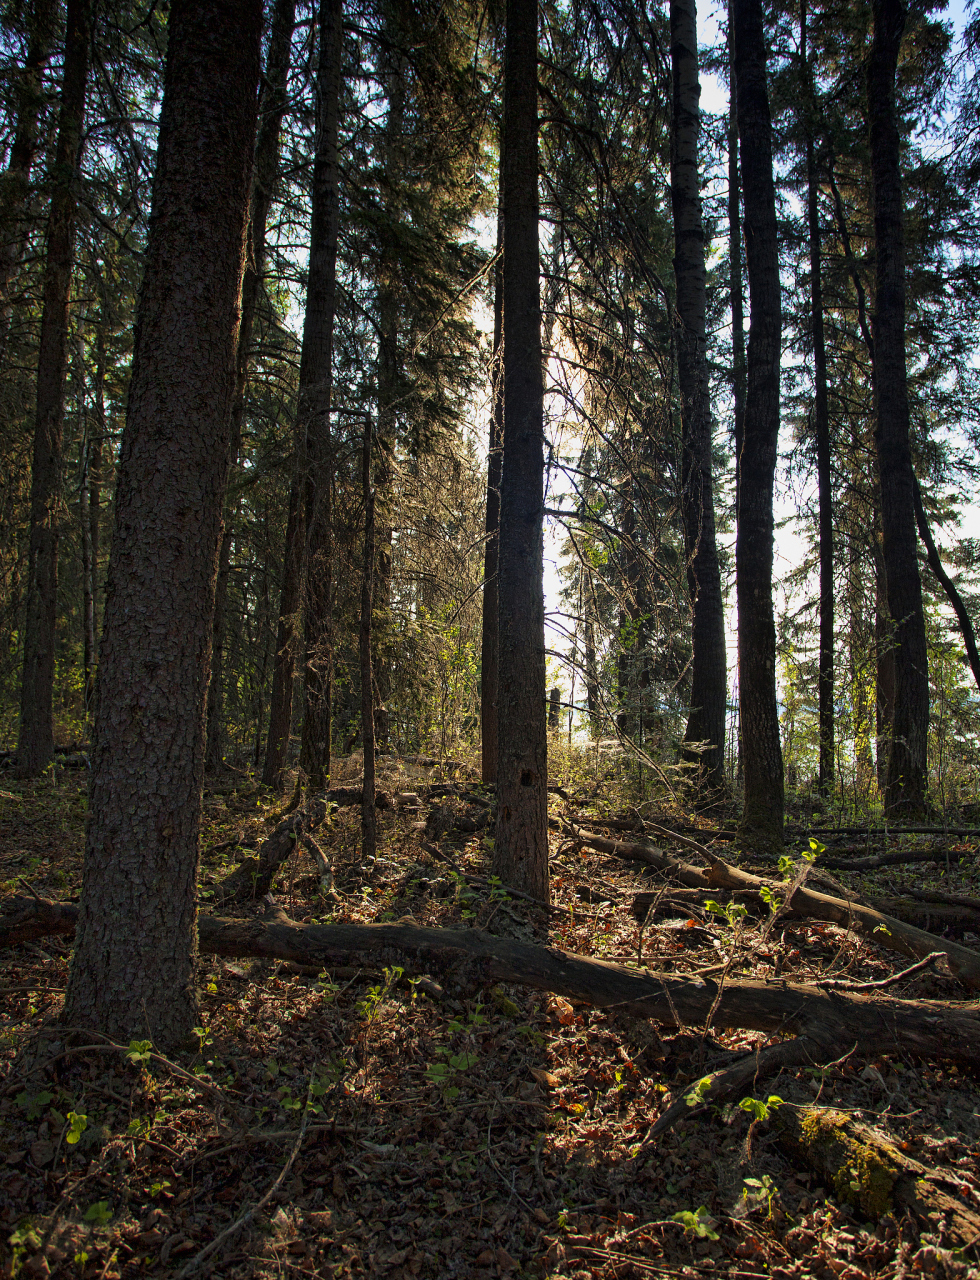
14 897 980 1068
299 0 344 791
800 0 834 797
0 0 57 348
731 0 784 848
867 0 930 817
17 0 92 778
493 0 549 903
262 479 304 789
481 229 504 785
727 9 746 467
207 0 297 772
361 412 378 863
670 0 727 791
61 0 262 1050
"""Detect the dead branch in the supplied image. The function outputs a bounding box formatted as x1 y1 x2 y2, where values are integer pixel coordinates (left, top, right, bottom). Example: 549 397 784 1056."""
4 896 980 1066
818 847 961 872
570 825 980 990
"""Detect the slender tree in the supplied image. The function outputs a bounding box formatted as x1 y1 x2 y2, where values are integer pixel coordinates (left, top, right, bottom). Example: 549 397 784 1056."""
207 0 297 771
493 0 549 901
669 0 727 790
63 0 262 1048
360 411 377 861
800 0 834 797
867 0 929 816
0 0 57 338
732 0 784 848
299 0 344 790
481 231 503 785
17 0 92 778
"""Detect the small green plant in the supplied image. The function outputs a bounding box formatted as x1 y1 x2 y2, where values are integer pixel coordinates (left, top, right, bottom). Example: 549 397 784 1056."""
82 1201 112 1226
149 1180 171 1197
740 1174 778 1218
704 899 748 929
425 1049 478 1101
738 1094 784 1122
671 1206 719 1240
358 965 403 1022
759 884 780 914
685 1076 713 1107
126 1039 152 1065
192 1025 213 1053
314 971 341 1001
65 1111 88 1145
16 1089 54 1120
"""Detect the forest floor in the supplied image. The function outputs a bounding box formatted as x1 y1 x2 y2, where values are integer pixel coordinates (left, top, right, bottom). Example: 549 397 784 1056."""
1 753 979 1280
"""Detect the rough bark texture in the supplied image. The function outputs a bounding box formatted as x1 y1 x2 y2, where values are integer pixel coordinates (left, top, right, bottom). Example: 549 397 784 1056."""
17 0 91 779
727 11 746 467
0 0 56 339
801 0 834 797
867 0 929 817
299 0 344 790
61 0 262 1050
481 233 504 785
493 0 549 903
12 897 980 1067
670 0 727 790
207 0 297 772
731 0 784 848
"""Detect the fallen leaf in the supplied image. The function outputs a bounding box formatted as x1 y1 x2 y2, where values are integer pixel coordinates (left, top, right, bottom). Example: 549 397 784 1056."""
495 1247 518 1271
530 1068 560 1087
30 1140 54 1166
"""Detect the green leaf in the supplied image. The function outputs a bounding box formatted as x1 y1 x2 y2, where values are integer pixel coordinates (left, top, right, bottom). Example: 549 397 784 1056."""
83 1201 112 1226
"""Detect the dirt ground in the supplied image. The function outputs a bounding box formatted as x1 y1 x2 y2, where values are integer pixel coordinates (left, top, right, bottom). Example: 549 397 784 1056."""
1 755 979 1279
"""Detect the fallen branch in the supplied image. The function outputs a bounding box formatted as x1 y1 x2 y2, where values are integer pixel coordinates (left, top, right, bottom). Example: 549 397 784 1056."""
814 952 946 991
818 847 961 872
570 825 980 990
4 896 980 1066
775 1105 980 1243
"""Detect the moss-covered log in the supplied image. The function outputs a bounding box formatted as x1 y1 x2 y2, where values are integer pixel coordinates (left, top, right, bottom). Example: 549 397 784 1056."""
776 1106 980 1244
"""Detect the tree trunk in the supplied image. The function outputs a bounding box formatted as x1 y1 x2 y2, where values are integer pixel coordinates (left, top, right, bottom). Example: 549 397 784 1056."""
262 479 304 789
731 0 784 848
493 0 549 903
481 231 504 785
0 0 57 348
87 324 105 720
727 9 746 467
867 0 929 817
800 0 834 797
62 0 262 1050
360 413 377 863
77 336 96 723
16 0 92 778
207 0 297 772
670 0 727 791
299 0 344 791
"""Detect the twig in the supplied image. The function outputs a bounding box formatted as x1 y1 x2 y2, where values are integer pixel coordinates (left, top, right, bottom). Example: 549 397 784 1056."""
636 820 715 862
175 1071 315 1278
16 877 46 902
815 951 947 991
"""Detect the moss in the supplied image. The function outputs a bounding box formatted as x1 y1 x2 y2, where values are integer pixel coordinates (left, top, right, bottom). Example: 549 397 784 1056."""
798 1109 898 1219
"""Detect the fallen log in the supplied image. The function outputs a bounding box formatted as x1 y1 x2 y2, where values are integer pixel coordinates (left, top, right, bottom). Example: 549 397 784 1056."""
775 1106 980 1243
4 896 980 1066
818 847 962 872
804 826 980 838
570 825 980 989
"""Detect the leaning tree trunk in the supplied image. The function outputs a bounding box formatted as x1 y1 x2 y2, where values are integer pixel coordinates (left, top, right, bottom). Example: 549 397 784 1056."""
867 0 930 817
800 0 834 798
481 228 504 786
670 0 727 791
299 0 344 791
17 0 92 779
493 0 549 903
62 0 262 1051
0 0 56 348
731 0 784 850
207 0 297 773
